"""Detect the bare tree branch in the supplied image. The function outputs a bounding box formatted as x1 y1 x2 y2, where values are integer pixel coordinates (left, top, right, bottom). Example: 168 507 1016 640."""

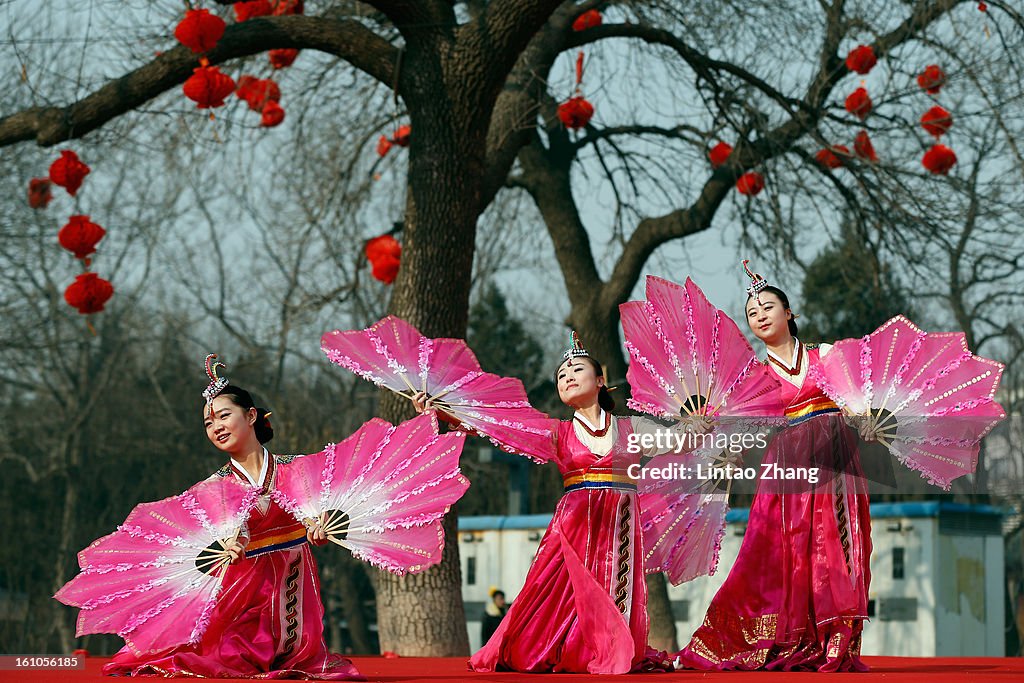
0 16 399 147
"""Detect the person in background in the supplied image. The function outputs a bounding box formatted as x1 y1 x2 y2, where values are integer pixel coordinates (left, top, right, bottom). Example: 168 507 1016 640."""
481 587 509 644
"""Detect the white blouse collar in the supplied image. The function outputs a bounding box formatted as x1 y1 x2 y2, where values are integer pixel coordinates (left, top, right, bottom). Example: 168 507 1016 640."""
766 338 802 371
573 408 607 432
230 447 270 488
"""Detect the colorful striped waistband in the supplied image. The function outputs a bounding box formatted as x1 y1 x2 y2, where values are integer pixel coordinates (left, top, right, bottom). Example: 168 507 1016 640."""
563 471 637 493
786 397 841 425
245 526 308 558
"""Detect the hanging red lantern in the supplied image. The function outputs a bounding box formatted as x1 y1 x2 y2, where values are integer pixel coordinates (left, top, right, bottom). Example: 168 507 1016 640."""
235 76 281 111
376 135 393 157
174 9 226 54
922 144 957 175
815 146 850 169
917 65 946 94
392 125 411 147
260 101 285 127
708 142 733 169
854 130 878 162
845 45 877 75
365 234 401 285
844 87 872 120
572 9 603 31
370 257 400 285
735 172 765 196
269 48 299 69
920 106 953 138
27 178 53 209
234 0 273 22
49 150 91 197
365 234 401 262
183 66 236 109
558 96 594 130
64 272 114 315
272 0 304 15
58 215 106 262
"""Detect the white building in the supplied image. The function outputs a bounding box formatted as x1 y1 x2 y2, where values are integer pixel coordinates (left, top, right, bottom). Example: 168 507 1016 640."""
459 502 1005 656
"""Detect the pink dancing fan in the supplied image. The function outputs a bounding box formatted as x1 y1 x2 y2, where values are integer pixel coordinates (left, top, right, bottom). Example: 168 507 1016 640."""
639 474 730 585
621 276 783 583
273 412 469 574
322 316 554 461
54 478 260 654
808 315 1005 490
621 275 783 423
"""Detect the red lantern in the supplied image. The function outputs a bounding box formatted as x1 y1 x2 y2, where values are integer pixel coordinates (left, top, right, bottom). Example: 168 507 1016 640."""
365 234 401 262
917 65 946 94
174 9 226 54
376 135 393 157
922 144 957 175
708 142 733 169
64 272 114 315
28 178 53 209
269 48 299 69
183 66 236 108
735 172 765 196
920 106 952 138
260 101 285 127
844 87 872 120
557 96 594 130
845 45 877 75
236 76 281 111
59 215 106 262
272 0 304 15
49 150 91 197
234 0 273 22
572 9 603 31
392 125 411 147
815 146 849 169
370 257 400 285
365 235 401 285
854 130 878 162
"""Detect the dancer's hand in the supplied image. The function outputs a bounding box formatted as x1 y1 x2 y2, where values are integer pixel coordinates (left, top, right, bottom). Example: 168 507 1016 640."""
680 413 714 435
412 391 463 429
225 541 246 564
306 516 329 546
412 391 432 413
857 419 878 442
844 412 877 442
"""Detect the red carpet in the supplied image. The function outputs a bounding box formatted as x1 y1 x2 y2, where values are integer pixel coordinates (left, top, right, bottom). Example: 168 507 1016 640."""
3 656 1022 682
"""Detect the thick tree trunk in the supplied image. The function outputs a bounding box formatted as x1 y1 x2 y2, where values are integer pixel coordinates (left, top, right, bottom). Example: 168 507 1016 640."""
372 42 485 652
645 573 679 652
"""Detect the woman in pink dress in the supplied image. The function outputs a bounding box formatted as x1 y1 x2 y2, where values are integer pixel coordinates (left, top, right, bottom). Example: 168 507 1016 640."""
675 264 872 672
102 370 361 679
418 333 689 674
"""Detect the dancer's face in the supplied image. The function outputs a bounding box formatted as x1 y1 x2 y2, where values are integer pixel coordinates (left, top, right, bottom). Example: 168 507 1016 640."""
203 396 257 453
745 291 792 345
556 357 603 408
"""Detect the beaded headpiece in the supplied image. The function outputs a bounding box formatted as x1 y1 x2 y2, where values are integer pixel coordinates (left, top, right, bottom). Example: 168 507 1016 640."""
202 354 229 409
562 330 589 360
742 259 769 302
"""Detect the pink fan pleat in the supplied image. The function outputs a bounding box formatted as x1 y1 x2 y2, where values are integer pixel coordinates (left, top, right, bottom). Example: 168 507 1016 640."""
272 413 469 575
54 478 259 654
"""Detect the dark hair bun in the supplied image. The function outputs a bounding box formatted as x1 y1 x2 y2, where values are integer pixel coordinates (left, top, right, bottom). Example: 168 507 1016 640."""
254 408 274 444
